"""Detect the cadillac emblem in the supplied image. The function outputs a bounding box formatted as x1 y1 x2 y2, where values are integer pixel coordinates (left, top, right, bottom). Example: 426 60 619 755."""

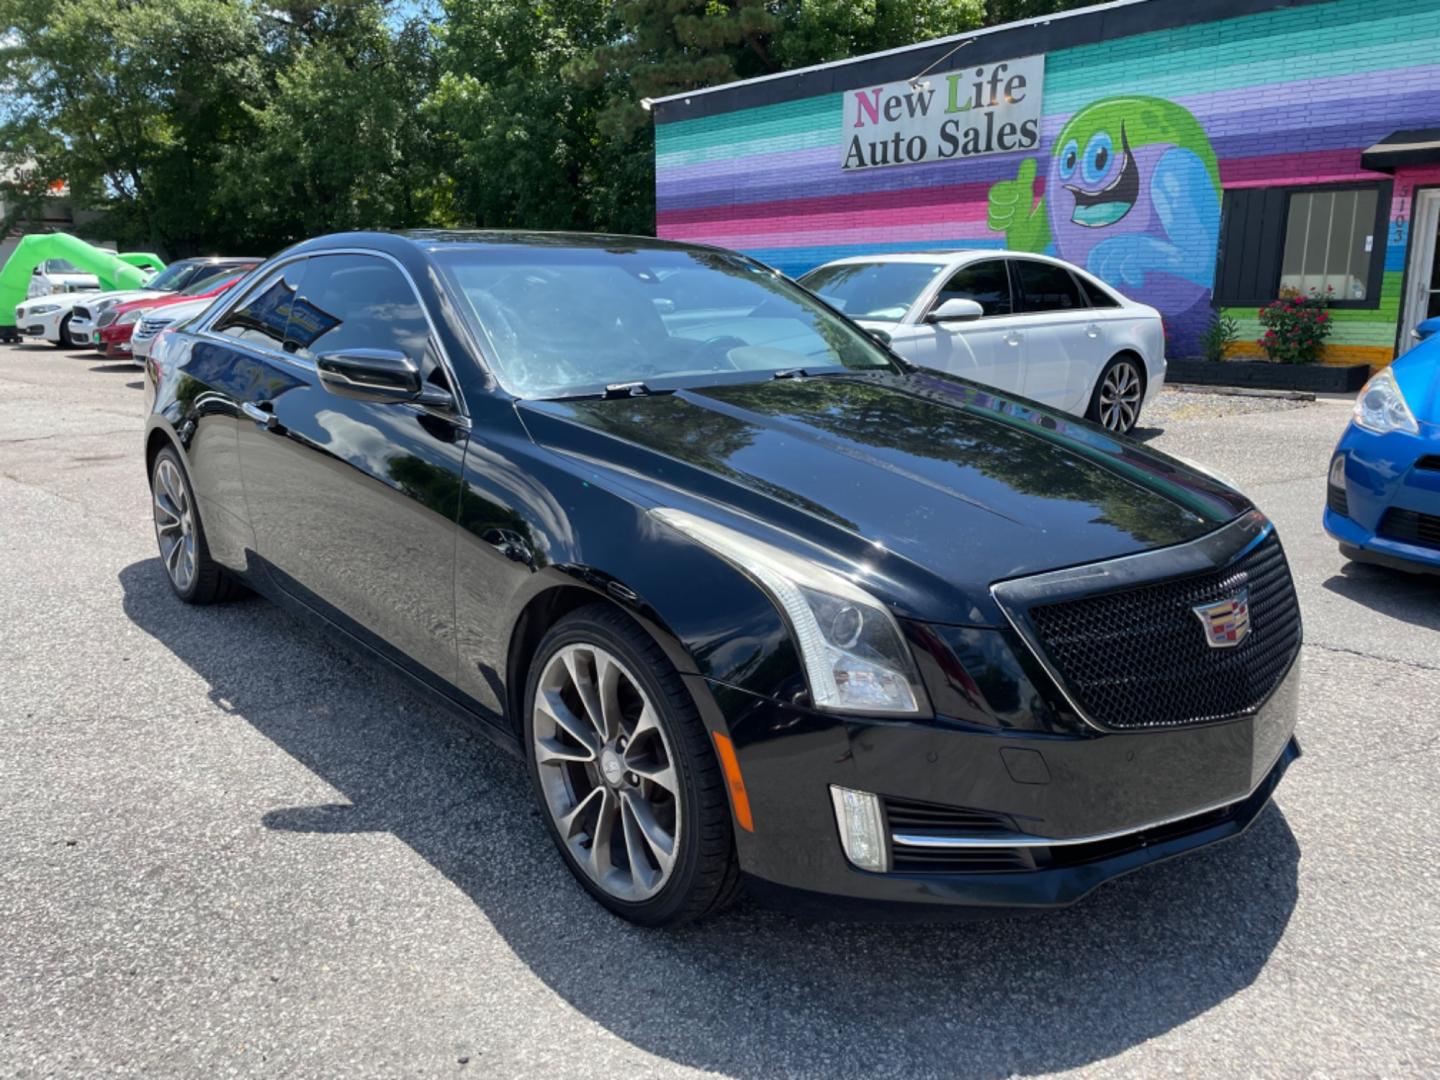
1192 587 1251 648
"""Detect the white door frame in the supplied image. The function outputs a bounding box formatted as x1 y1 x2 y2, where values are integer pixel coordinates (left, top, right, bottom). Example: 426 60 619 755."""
1400 187 1440 350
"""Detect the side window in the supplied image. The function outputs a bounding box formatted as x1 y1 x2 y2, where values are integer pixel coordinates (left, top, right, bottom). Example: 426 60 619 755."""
212 262 305 350
936 260 1013 317
1013 260 1085 313
285 254 444 384
1077 274 1121 308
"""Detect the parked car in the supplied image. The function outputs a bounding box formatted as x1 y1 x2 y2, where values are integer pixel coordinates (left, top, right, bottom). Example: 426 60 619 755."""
25 258 100 299
1410 315 1440 344
145 231 1300 926
1324 334 1440 574
798 251 1165 434
130 296 213 364
68 257 261 349
99 269 252 363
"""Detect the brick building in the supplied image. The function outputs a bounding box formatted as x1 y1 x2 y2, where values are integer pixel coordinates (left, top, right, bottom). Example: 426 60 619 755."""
650 0 1440 365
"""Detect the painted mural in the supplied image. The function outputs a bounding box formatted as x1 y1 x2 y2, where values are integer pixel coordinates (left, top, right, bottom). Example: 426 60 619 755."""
988 97 1221 353
654 0 1440 365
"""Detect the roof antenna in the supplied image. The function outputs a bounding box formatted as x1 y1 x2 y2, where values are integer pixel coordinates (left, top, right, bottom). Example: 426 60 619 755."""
908 37 974 93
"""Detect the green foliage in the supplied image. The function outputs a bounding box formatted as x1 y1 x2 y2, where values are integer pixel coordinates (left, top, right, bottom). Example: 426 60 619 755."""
1200 310 1241 363
0 0 1104 249
1258 288 1334 364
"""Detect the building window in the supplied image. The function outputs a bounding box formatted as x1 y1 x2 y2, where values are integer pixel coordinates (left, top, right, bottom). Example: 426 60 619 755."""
1214 181 1391 309
1280 188 1379 301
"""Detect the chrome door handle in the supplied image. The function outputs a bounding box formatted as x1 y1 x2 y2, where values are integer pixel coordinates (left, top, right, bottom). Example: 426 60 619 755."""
241 401 277 430
1085 323 1101 338
1004 332 1022 346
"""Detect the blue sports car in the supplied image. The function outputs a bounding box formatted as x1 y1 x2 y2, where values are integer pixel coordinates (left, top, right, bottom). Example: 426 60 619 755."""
1325 334 1440 574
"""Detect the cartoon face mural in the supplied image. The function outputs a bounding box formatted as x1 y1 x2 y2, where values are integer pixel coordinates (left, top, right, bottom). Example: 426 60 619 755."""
988 96 1222 356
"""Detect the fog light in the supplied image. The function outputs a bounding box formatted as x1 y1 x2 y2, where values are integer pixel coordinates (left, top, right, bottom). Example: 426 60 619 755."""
829 785 889 872
1329 454 1346 487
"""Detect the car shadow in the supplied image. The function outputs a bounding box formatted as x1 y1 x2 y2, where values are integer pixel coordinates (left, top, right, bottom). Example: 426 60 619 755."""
88 362 141 374
1323 559 1440 629
1128 424 1164 443
118 557 1300 1077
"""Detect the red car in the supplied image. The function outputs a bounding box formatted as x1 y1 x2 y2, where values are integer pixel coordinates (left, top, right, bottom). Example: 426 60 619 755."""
96 265 256 359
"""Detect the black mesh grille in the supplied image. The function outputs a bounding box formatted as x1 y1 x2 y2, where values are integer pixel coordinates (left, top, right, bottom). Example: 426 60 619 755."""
1326 483 1348 518
1378 508 1440 550
1025 533 1300 729
884 796 1033 873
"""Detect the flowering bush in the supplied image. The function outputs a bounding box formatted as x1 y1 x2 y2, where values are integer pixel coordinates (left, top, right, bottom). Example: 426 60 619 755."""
1258 287 1333 363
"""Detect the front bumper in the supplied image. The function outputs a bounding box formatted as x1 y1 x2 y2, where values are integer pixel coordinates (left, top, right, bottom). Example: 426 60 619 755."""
690 651 1300 917
14 308 64 342
1325 421 1440 572
99 324 135 357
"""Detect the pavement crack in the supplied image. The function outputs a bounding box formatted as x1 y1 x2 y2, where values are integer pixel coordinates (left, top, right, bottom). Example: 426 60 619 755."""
1304 640 1440 673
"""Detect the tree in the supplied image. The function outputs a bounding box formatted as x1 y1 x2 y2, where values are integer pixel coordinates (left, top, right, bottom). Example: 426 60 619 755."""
214 4 454 251
0 0 263 253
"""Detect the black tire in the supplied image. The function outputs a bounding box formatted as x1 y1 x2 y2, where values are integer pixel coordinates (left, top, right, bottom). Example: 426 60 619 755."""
523 603 742 927
1086 353 1146 435
51 314 73 349
149 446 244 605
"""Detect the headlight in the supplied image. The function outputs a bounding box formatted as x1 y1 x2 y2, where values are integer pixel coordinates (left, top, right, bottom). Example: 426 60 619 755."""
651 508 924 714
1354 368 1418 435
96 297 120 312
116 309 143 326
30 304 61 315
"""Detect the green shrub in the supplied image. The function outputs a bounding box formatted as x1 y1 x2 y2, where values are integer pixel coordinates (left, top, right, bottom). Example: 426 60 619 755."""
1199 311 1240 363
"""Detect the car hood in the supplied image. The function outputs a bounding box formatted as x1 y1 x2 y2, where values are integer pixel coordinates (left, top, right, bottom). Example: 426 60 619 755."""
518 371 1251 624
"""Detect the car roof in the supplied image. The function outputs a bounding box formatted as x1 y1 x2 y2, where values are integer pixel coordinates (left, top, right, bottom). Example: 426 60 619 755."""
286 229 743 260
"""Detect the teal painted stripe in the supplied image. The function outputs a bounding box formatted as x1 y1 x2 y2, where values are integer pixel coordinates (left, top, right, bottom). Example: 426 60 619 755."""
656 95 841 160
657 0 1438 161
1045 2 1440 112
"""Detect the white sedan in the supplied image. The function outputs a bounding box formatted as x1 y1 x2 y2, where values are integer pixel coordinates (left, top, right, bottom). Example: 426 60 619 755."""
798 251 1165 434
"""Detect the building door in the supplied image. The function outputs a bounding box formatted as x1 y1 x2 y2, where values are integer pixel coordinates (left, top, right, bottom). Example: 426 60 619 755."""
1400 188 1440 350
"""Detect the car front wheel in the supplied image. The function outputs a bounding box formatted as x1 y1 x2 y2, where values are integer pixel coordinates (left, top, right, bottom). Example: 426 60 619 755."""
524 604 742 927
52 314 73 349
1087 355 1145 434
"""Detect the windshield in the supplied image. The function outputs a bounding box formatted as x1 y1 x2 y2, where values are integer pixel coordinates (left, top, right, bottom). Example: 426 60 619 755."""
45 259 84 274
435 245 898 398
143 260 198 292
798 262 946 323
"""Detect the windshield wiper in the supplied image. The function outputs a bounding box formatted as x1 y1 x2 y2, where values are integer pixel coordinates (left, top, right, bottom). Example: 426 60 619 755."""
771 368 809 380
603 381 656 399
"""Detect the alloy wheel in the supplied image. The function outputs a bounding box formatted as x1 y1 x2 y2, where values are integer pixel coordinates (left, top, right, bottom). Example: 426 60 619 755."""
152 458 197 593
532 642 681 902
1098 360 1143 433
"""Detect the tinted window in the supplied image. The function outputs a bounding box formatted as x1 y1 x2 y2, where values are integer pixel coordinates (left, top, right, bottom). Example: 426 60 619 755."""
1077 275 1121 308
1013 260 1085 313
797 261 946 322
287 254 442 382
935 260 1012 317
213 263 305 351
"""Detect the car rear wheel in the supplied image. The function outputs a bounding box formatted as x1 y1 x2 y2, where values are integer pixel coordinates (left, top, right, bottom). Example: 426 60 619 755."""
1087 355 1145 434
523 604 742 927
150 447 243 604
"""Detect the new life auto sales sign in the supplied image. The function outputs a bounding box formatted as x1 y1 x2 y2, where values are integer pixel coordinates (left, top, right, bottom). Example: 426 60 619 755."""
841 54 1045 170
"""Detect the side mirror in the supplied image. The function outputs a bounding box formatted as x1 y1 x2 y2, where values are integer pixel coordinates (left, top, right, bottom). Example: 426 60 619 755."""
866 327 892 346
926 297 985 323
316 348 453 408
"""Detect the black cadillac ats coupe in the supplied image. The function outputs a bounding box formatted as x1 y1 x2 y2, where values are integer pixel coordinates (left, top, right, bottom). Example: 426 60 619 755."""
143 231 1301 926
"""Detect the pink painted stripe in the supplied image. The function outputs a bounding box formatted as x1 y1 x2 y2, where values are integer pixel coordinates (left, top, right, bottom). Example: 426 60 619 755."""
674 198 993 241
671 219 997 251
1218 148 1375 188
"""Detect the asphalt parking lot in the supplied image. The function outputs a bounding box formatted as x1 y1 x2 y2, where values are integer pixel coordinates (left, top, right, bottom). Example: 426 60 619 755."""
2 341 1437 1078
